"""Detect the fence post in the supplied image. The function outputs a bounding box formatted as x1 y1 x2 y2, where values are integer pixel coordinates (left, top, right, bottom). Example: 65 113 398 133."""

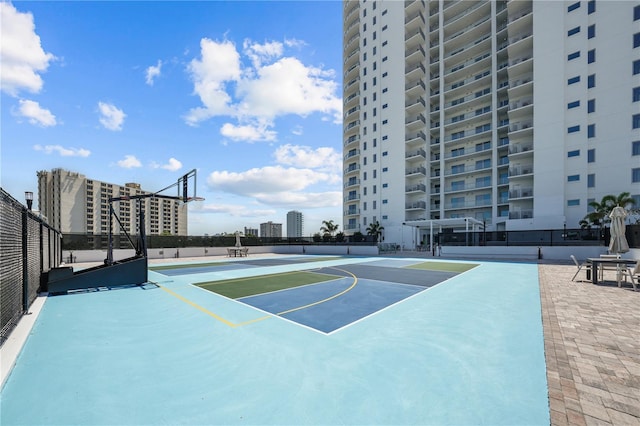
21 209 29 313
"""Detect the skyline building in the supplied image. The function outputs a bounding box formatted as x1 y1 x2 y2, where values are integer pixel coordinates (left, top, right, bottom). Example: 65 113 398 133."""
260 221 283 238
286 210 304 238
37 168 187 237
342 0 640 247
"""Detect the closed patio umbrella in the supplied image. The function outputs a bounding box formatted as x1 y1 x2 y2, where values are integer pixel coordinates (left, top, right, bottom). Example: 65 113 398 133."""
608 206 629 254
235 232 242 248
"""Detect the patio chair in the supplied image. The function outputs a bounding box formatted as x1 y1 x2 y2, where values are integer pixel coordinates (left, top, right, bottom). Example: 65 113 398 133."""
598 254 621 281
623 261 640 291
570 255 590 282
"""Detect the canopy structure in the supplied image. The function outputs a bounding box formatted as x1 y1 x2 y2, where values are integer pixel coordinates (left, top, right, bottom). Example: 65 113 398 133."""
402 217 485 251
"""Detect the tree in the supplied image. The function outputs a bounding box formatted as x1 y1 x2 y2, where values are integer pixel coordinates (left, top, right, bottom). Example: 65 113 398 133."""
582 192 637 228
320 220 339 237
366 221 384 242
335 231 345 243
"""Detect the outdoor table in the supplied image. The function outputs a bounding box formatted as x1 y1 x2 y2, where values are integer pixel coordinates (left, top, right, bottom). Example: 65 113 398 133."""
587 258 636 285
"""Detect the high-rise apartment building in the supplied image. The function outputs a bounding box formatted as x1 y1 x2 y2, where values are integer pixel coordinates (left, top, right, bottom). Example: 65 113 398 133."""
37 168 187 236
260 221 283 238
342 0 640 246
244 227 259 237
286 210 304 238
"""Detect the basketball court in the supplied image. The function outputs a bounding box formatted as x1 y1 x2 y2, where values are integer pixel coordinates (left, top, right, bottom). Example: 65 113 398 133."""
0 255 549 425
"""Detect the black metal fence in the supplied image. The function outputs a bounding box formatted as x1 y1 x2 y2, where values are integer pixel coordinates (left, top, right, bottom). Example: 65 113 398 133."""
61 234 379 250
438 225 640 248
0 188 62 346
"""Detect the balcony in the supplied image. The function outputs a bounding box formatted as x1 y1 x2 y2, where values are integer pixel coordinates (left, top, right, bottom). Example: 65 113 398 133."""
406 184 427 193
406 149 427 160
406 167 427 176
406 201 427 210
509 210 533 220
444 161 491 176
508 143 533 155
344 164 361 175
344 178 361 189
344 134 360 148
509 165 533 177
344 149 361 160
509 187 533 199
344 209 361 217
344 194 360 202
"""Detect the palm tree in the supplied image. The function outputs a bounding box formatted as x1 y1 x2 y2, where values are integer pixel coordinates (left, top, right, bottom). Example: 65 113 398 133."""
582 192 637 228
320 220 339 237
366 221 384 242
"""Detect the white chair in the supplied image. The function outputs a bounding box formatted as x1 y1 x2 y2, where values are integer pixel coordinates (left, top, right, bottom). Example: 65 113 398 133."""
571 255 590 282
623 261 640 291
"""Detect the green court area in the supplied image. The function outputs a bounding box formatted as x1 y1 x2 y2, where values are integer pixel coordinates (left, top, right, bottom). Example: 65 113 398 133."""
407 261 478 273
196 271 337 299
149 261 232 271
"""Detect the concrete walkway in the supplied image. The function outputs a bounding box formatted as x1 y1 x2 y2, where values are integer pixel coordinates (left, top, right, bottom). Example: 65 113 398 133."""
539 262 640 425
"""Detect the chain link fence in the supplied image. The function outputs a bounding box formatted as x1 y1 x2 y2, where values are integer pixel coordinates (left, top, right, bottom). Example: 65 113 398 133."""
1 188 62 346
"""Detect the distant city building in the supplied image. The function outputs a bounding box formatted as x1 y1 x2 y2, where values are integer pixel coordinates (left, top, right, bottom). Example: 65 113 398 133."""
37 168 187 235
244 227 258 237
260 221 282 238
286 210 304 238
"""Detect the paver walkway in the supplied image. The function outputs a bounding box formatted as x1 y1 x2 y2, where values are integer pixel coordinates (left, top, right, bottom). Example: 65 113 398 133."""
539 263 640 425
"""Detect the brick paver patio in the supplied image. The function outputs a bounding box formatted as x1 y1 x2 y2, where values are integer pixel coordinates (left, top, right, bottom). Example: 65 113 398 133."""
539 262 640 425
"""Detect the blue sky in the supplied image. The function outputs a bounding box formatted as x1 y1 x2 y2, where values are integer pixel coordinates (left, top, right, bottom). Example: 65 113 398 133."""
1 1 343 236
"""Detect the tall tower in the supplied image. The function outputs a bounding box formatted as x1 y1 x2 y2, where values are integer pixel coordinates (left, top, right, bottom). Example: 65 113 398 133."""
342 0 640 246
286 210 304 238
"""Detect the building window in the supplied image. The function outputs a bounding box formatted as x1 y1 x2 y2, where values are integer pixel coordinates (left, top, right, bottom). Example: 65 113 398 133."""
633 168 640 183
382 199 388 204
587 0 595 14
382 103 387 109
633 141 640 156
588 149 595 163
588 99 595 113
567 2 580 12
382 167 388 172
382 183 388 188
634 87 640 102
382 56 388 62
568 100 580 109
588 74 595 88
568 27 580 36
587 49 595 63
567 51 580 61
568 150 580 157
588 24 595 39
568 125 580 133
587 124 596 138
382 72 388 77
633 114 640 129
587 174 595 188
568 199 580 207
635 60 640 75
382 151 388 156
635 33 640 48
568 76 581 85
568 174 580 182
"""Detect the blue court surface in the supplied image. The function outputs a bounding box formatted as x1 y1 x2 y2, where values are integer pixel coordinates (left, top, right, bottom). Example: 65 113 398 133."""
0 255 549 425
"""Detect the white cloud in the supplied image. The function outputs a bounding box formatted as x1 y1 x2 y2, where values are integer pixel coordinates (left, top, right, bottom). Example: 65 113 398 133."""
33 144 90 157
98 101 126 131
220 121 276 143
243 39 283 68
145 60 162 86
16 99 56 126
274 144 341 173
0 3 56 96
117 155 141 169
184 38 240 125
236 57 340 120
184 37 341 139
190 202 276 218
208 165 330 194
151 157 182 172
